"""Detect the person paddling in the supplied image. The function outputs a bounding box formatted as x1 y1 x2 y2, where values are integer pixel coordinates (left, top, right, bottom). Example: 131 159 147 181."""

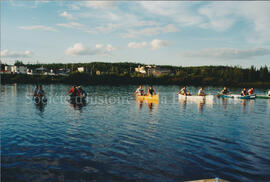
268 90 270 96
148 85 156 96
33 85 39 97
38 85 45 97
198 87 206 96
248 88 254 95
178 86 191 96
134 85 145 96
78 86 87 97
67 85 76 97
221 87 230 95
241 88 248 96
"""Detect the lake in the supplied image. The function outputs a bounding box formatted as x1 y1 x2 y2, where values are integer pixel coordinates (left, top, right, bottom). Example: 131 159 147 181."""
1 84 270 182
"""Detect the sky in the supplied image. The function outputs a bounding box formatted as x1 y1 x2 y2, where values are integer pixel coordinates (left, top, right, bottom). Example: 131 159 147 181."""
1 1 270 68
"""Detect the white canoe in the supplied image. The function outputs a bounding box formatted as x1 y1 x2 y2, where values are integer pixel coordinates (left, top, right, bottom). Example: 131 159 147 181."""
178 94 214 106
178 94 214 100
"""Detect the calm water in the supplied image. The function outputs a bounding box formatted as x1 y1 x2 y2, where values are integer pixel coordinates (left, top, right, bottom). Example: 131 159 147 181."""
1 84 270 182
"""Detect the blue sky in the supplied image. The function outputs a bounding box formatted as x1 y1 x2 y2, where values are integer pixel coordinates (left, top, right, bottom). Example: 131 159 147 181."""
1 1 270 67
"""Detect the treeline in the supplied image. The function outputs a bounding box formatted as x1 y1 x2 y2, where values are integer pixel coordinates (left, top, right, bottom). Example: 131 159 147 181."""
1 62 270 87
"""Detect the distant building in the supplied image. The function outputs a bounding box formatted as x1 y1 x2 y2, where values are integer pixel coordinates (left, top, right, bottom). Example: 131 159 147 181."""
56 68 70 76
46 69 56 76
35 67 48 75
96 70 101 75
4 66 12 73
78 67 84 72
27 69 35 75
5 65 27 74
135 65 146 74
149 67 171 76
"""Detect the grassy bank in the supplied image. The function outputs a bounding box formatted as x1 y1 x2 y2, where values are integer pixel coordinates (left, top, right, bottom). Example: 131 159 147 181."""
1 73 270 88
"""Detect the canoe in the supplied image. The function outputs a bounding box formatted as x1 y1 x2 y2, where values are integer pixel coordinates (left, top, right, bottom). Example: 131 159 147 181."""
185 178 229 182
34 96 47 104
256 95 270 99
136 95 159 101
219 94 256 99
70 96 86 103
178 94 214 100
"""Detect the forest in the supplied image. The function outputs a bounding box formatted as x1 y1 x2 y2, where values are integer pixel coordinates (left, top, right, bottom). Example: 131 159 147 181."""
1 61 269 87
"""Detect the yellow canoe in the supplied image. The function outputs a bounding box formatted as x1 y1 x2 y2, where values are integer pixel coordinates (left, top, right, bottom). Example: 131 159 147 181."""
136 95 159 101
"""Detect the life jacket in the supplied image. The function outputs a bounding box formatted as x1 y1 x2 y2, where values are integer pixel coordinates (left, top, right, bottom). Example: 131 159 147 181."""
137 88 144 95
149 88 154 95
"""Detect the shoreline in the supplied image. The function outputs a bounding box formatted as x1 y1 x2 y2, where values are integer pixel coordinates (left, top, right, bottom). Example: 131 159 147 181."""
1 73 270 88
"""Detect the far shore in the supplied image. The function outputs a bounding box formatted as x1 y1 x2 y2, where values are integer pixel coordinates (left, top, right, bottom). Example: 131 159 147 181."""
1 73 270 88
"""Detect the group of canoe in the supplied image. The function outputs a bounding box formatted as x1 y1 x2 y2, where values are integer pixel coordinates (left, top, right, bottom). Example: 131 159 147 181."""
33 84 270 104
134 85 270 101
217 87 270 99
33 85 88 104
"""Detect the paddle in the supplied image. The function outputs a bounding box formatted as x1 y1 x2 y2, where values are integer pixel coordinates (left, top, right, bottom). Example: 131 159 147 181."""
216 92 222 97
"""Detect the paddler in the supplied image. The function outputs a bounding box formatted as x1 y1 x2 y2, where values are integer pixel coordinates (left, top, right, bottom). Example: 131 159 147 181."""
67 85 76 97
33 85 39 97
248 88 254 95
37 85 45 97
134 85 145 96
178 86 191 96
241 88 248 96
148 85 156 96
268 90 270 96
78 86 87 97
220 87 230 95
198 87 206 96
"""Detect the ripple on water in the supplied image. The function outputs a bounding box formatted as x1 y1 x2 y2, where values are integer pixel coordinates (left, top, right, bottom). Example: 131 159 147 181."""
1 84 270 182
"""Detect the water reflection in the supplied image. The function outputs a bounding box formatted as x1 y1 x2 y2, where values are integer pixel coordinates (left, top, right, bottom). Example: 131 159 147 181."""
35 102 46 112
69 99 87 110
178 96 213 113
135 99 158 112
2 84 270 182
221 98 228 110
34 97 47 113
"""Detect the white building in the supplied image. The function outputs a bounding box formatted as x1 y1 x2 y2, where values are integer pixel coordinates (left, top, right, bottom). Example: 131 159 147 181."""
5 65 12 73
78 67 84 72
135 65 146 74
5 65 28 74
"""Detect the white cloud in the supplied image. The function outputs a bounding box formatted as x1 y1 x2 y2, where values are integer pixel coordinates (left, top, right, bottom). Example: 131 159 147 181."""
19 25 57 31
128 42 148 48
123 24 179 38
68 4 80 10
150 39 168 50
86 23 119 34
1 49 34 58
198 2 242 31
84 1 118 9
139 2 203 26
128 40 169 50
180 48 270 59
57 22 84 30
198 2 270 41
60 11 73 20
65 43 116 56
